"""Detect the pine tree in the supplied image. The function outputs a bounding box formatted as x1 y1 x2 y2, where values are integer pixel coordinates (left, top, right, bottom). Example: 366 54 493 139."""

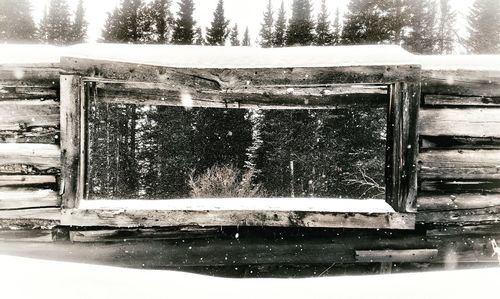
172 0 196 45
259 0 274 48
230 24 240 46
70 0 88 44
193 26 205 45
466 0 500 54
405 0 438 54
38 5 50 43
206 0 230 46
273 1 287 47
332 8 341 45
45 0 73 45
286 0 315 46
148 0 173 43
342 0 404 45
436 0 456 54
102 0 147 43
0 0 36 43
315 0 334 46
242 27 251 46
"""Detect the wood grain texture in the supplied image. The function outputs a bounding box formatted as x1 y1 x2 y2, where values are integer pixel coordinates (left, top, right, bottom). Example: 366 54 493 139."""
417 193 500 211
420 180 500 194
355 249 438 263
421 136 500 150
424 94 500 107
0 207 60 221
417 206 500 225
422 69 500 97
61 209 415 230
0 85 58 101
0 229 53 242
63 57 420 85
0 143 60 171
0 175 57 187
0 127 59 144
418 149 500 180
0 188 60 209
60 75 81 209
418 108 500 138
0 100 59 130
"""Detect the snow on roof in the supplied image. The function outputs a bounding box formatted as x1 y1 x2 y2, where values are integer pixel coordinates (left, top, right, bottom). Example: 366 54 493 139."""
64 43 418 68
0 44 62 65
2 43 500 71
419 55 500 71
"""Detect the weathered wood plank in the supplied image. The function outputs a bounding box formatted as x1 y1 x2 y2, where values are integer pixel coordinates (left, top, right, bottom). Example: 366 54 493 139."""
421 136 500 149
418 108 500 138
0 86 58 101
0 127 59 144
424 94 500 107
418 149 500 180
0 100 59 130
355 249 438 263
422 70 500 97
417 193 500 211
0 67 60 82
97 82 388 109
61 209 415 230
420 180 500 194
0 229 53 242
0 143 60 171
427 224 500 237
417 206 500 225
0 207 60 221
60 75 82 209
0 175 56 187
63 57 420 85
69 227 220 243
0 188 60 209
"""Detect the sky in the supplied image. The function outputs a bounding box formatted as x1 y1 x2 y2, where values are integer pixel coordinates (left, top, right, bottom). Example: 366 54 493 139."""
30 0 473 48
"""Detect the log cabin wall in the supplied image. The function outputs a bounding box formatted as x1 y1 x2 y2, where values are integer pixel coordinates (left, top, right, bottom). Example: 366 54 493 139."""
0 63 62 229
417 69 500 226
1 52 500 270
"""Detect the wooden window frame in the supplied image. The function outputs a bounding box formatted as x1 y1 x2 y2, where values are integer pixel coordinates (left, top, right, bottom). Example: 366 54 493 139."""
60 58 421 229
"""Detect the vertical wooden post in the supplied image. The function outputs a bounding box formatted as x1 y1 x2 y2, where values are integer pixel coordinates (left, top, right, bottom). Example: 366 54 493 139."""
60 75 82 209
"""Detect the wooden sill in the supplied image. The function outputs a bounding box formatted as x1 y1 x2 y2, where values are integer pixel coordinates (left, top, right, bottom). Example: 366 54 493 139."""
61 198 415 230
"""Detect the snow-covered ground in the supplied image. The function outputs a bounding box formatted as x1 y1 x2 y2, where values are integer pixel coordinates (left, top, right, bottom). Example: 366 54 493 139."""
0 255 498 299
2 43 500 71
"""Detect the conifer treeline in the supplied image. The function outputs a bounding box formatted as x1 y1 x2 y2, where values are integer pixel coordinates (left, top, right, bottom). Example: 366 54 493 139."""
1 0 500 54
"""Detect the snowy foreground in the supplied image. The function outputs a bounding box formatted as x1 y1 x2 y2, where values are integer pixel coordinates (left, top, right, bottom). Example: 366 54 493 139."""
0 255 498 299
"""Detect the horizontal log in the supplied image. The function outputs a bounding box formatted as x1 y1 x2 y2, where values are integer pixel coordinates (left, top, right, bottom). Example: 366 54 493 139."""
0 188 60 209
355 249 438 263
426 224 500 237
97 83 388 110
61 209 415 230
0 143 61 171
422 70 500 97
0 127 59 144
420 180 500 193
418 150 500 180
0 229 54 242
421 136 500 149
0 86 58 101
69 227 220 243
417 206 500 225
418 108 500 138
67 57 420 85
0 175 57 187
0 100 59 130
424 95 500 107
0 67 60 82
0 207 60 221
417 193 500 211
